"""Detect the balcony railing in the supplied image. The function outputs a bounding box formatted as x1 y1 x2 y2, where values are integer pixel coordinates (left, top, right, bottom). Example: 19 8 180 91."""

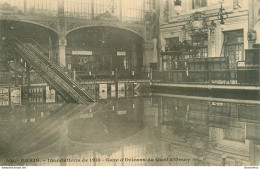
152 66 260 86
76 70 150 82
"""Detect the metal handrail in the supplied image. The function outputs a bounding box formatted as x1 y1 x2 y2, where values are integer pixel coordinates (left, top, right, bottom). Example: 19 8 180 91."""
152 68 260 85
22 38 105 102
21 40 96 102
14 44 81 102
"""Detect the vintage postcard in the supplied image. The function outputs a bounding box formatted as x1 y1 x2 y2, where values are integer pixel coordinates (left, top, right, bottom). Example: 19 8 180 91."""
0 0 259 168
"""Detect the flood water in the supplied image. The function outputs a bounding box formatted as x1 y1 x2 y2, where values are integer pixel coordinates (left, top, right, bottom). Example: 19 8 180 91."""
0 93 260 166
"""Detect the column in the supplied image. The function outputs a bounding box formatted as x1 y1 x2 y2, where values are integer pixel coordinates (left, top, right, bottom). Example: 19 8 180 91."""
143 40 154 71
58 0 67 66
119 0 122 20
131 43 137 71
59 35 67 66
153 38 158 69
24 0 27 14
248 0 255 49
14 58 19 86
23 62 30 104
249 140 256 165
91 0 94 19
0 22 2 51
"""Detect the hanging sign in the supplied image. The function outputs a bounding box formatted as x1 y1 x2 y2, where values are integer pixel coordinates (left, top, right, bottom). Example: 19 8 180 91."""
117 51 126 56
72 51 92 55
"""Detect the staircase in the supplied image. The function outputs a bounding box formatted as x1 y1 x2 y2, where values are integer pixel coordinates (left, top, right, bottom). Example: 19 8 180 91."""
5 38 100 104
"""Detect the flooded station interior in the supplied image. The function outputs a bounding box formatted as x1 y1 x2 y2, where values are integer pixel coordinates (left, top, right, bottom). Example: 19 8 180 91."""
0 0 260 167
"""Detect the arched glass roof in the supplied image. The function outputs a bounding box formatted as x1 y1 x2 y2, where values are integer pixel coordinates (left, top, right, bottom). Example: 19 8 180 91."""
0 0 151 22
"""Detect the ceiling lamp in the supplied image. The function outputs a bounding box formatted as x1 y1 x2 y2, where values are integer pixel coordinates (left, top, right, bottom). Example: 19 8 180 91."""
173 0 182 15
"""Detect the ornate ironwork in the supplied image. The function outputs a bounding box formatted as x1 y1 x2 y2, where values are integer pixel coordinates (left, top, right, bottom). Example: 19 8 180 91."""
163 0 169 22
145 11 152 40
218 0 228 25
183 12 210 34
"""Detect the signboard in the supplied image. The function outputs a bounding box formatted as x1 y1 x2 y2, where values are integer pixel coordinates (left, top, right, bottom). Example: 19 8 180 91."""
99 84 107 99
237 61 245 67
10 87 21 106
46 86 56 103
117 51 126 56
0 88 9 106
72 51 92 56
118 110 127 115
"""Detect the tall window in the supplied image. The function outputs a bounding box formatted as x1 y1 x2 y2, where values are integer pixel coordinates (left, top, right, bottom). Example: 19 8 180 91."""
192 0 207 9
192 34 208 58
165 37 179 51
223 30 244 68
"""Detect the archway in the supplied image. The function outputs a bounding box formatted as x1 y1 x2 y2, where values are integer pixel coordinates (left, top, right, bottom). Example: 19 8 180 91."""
66 26 144 78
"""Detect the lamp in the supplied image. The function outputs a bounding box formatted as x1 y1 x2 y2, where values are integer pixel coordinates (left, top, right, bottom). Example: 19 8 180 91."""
108 0 117 14
173 0 182 15
218 0 228 24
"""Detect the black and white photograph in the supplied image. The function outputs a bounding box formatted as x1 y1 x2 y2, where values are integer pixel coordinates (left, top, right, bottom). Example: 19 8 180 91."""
0 0 259 167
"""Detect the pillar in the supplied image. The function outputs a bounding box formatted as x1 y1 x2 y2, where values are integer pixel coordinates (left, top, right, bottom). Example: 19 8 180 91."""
91 0 94 19
249 140 256 165
24 0 27 14
153 38 158 69
119 0 122 20
58 0 67 67
14 58 19 86
143 41 154 71
0 21 2 51
131 43 137 71
23 62 30 103
58 35 67 66
248 0 255 49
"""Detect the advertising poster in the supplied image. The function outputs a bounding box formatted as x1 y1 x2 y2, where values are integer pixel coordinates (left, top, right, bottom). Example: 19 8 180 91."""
99 83 107 99
10 87 21 106
118 83 125 91
46 86 56 103
111 84 116 98
0 88 9 106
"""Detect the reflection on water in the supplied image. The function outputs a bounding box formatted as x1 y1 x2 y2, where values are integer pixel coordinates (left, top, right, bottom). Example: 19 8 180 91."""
0 93 260 166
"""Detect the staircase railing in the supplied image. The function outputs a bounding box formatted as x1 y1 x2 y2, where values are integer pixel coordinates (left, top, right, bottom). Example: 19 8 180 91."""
22 38 105 103
25 43 95 102
11 40 88 104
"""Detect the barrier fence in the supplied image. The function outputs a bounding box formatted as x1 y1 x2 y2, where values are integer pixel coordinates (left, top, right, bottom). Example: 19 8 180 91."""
152 67 260 85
